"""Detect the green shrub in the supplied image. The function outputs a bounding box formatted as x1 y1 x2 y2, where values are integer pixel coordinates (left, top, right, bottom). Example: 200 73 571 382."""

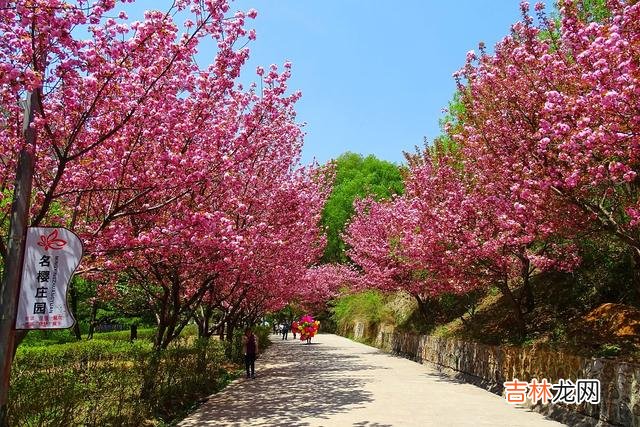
18 329 79 347
139 338 228 420
330 290 389 334
18 326 162 347
90 327 157 343
253 325 272 352
8 336 231 426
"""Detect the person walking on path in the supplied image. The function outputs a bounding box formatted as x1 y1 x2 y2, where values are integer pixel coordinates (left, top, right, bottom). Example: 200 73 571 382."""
242 327 259 379
281 322 289 340
291 322 297 339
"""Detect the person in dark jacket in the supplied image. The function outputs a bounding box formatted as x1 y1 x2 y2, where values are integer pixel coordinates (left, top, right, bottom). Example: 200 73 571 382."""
242 327 259 379
281 322 290 340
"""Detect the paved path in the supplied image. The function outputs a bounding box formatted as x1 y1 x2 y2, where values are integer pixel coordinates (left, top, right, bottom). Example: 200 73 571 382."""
179 334 565 427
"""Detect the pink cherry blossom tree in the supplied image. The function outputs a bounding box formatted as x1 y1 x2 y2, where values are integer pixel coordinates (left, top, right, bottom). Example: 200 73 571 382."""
296 263 359 313
452 0 640 298
1 0 332 352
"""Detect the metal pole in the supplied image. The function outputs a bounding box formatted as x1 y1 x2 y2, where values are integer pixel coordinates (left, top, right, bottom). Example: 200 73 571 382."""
0 90 38 426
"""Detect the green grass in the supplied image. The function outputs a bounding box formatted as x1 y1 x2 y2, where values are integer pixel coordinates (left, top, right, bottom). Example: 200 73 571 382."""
331 289 392 332
18 324 200 348
9 328 235 426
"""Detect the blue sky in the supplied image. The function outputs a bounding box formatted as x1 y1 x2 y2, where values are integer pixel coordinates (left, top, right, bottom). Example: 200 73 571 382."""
124 1 548 165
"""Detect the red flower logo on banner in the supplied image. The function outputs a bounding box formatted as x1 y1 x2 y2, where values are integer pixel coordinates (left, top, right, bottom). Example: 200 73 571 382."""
37 229 67 251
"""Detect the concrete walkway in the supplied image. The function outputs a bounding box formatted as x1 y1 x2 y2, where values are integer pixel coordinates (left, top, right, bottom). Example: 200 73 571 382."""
179 334 565 427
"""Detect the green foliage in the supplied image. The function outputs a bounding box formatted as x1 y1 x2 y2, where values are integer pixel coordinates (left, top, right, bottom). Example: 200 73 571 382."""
8 333 231 426
539 0 610 49
271 304 304 324
92 274 157 327
253 325 272 350
330 290 390 333
487 286 501 297
321 152 404 263
574 0 611 23
438 91 465 132
597 343 622 358
18 329 80 347
0 187 13 277
251 324 273 368
572 233 636 305
433 91 464 158
314 309 337 333
19 327 161 347
90 327 160 342
550 322 567 342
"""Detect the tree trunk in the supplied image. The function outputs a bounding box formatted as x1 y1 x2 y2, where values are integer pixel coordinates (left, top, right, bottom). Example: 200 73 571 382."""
87 301 98 340
0 91 39 424
70 280 81 340
153 288 170 350
497 278 527 338
196 319 206 339
224 321 236 359
414 294 433 324
218 322 225 340
630 247 640 301
195 305 213 339
225 322 235 344
519 255 535 314
155 320 167 350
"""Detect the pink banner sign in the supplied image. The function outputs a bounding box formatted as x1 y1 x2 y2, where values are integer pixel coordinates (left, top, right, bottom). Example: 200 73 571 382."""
15 227 83 330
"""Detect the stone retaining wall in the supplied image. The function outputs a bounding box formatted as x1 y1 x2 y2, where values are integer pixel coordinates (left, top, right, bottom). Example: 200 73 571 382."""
349 321 640 427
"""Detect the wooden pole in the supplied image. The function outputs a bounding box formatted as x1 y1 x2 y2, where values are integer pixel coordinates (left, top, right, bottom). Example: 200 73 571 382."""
0 91 38 426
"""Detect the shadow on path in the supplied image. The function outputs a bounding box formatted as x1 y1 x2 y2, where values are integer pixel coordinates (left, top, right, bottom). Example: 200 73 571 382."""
179 336 378 426
180 334 565 427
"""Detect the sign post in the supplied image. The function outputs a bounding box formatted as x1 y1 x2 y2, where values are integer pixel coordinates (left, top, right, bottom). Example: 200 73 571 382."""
0 91 38 427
